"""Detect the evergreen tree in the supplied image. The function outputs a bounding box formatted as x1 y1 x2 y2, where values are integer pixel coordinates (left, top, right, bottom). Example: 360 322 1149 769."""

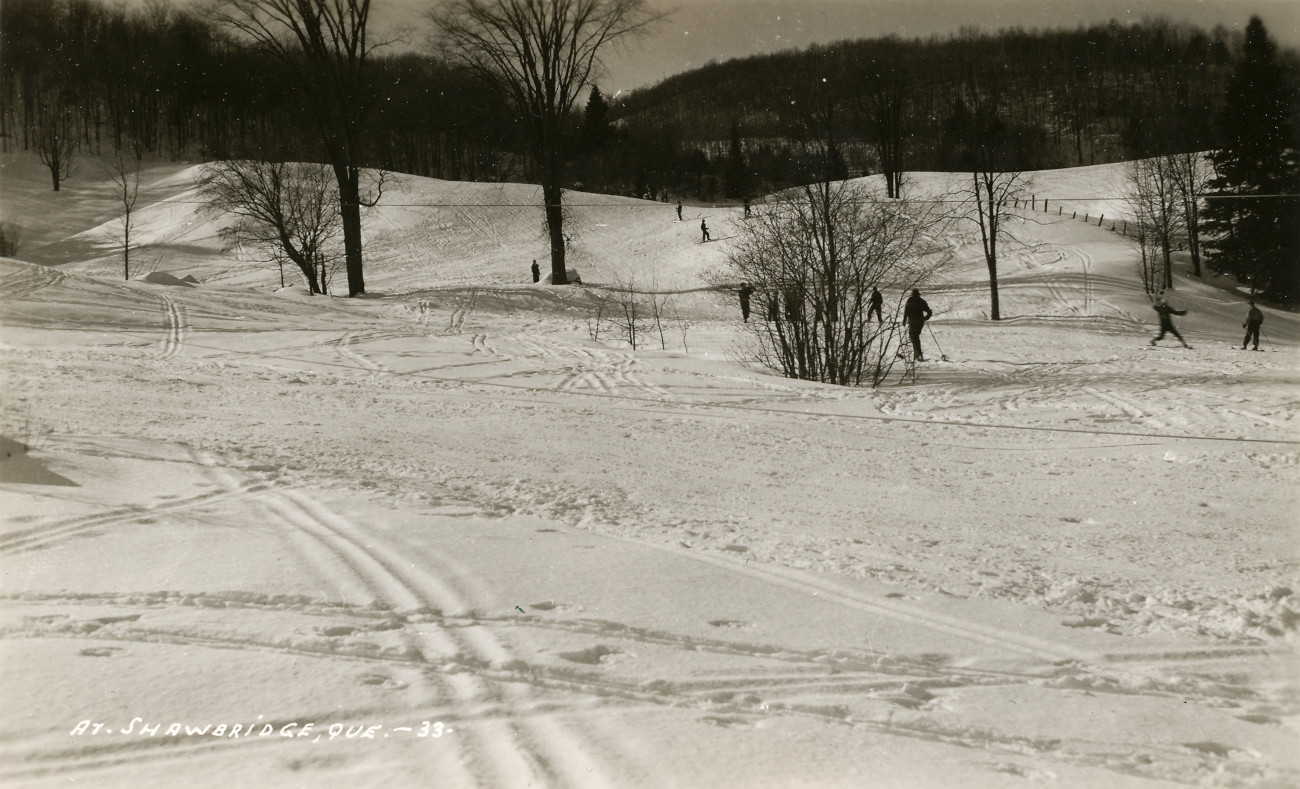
1202 16 1300 301
580 85 610 153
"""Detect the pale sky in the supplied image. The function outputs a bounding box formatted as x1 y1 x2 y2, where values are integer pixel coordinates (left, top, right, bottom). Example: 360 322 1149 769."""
373 0 1300 94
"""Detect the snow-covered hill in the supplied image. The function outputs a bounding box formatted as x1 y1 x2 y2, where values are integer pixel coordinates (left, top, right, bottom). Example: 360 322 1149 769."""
1 154 1297 789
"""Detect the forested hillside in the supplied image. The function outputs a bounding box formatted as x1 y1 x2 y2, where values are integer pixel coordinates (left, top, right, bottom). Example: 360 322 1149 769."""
602 20 1294 197
4 1 1295 198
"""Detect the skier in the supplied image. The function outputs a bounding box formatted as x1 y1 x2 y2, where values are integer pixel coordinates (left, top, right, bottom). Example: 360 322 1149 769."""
868 287 883 323
1149 291 1190 348
784 286 803 323
743 198 752 218
701 219 710 242
902 288 932 361
1242 300 1264 350
738 282 753 322
676 202 683 221
530 259 540 283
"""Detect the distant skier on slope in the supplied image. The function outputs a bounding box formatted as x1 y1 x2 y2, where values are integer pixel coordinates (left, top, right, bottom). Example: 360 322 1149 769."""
738 282 753 322
1242 300 1264 350
676 202 683 221
701 219 710 242
902 289 932 361
868 287 883 323
1149 291 1191 348
531 259 540 283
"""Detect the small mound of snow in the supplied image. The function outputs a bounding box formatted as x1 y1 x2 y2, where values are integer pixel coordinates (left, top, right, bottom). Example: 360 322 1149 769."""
541 268 582 285
273 286 317 299
136 271 193 287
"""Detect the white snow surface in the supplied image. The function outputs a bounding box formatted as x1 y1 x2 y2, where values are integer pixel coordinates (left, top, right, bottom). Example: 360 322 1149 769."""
0 153 1297 788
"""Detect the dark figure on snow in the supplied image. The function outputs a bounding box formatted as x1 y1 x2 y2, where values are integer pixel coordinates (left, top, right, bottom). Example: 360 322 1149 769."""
902 289 932 361
701 219 710 242
743 198 752 218
676 202 683 221
784 287 803 323
1149 292 1190 348
1242 300 1264 350
530 259 540 283
738 282 754 322
868 287 883 323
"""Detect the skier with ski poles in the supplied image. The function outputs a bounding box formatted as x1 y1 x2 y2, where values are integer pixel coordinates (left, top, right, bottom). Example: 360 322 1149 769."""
902 289 932 361
1242 300 1264 351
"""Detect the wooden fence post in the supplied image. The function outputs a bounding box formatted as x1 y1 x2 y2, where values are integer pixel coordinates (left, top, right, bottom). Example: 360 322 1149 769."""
1098 214 1104 227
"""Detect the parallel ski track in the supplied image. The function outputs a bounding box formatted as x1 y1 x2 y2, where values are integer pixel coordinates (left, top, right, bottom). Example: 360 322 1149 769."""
0 480 270 554
155 294 186 359
123 319 1299 446
0 264 67 300
185 449 633 789
4 584 1281 787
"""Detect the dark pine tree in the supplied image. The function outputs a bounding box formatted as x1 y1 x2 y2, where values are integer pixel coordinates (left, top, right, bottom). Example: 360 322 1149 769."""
1202 16 1300 301
580 85 610 154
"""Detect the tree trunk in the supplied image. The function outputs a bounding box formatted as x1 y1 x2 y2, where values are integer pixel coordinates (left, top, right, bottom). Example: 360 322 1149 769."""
337 166 365 296
543 181 567 285
987 257 1001 321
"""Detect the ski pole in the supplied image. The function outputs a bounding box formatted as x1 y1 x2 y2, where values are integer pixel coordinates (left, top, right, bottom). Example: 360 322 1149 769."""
925 323 949 361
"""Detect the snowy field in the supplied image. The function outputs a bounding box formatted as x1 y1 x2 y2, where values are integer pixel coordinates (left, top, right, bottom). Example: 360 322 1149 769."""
0 153 1297 788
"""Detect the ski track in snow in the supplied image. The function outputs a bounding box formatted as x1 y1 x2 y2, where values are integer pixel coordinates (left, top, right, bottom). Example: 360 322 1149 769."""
184 448 630 789
2 167 1298 788
0 262 66 300
154 294 186 360
4 446 1292 786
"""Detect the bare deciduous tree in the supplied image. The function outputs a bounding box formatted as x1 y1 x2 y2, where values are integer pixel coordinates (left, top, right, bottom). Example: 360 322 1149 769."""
589 274 680 350
852 64 911 199
101 145 143 280
947 71 1031 321
1125 155 1184 293
964 167 1031 320
726 181 944 387
33 91 76 192
435 0 660 286
199 159 347 294
1168 151 1211 278
214 0 382 297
